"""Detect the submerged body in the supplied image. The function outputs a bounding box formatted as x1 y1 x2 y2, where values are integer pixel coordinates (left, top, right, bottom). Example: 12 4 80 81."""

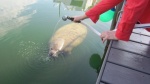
49 22 87 57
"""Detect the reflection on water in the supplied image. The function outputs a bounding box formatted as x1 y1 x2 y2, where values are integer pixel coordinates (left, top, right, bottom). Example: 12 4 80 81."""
0 0 37 38
0 0 111 84
53 0 99 11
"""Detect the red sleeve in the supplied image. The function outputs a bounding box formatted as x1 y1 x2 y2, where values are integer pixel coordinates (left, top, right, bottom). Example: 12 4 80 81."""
116 0 149 41
85 0 122 23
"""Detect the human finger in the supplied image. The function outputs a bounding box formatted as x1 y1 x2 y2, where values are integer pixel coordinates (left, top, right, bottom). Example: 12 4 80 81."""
100 34 104 41
100 32 106 40
100 35 106 43
100 32 105 38
72 16 80 22
102 36 107 43
73 17 77 22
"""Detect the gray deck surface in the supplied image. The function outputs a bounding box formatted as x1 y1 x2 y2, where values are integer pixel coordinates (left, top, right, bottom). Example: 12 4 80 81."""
96 29 150 84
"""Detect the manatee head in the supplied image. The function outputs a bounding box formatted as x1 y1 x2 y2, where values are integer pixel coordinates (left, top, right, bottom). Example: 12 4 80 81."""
49 48 59 57
49 38 64 57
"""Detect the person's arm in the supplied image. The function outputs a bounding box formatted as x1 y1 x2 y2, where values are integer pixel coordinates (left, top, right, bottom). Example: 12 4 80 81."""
86 0 123 23
73 14 88 22
73 0 122 22
116 0 149 41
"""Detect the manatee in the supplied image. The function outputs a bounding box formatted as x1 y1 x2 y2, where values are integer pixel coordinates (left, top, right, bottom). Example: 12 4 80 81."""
49 22 87 57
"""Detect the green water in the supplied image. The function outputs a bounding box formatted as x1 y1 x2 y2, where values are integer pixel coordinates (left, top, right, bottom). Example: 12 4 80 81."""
0 0 112 84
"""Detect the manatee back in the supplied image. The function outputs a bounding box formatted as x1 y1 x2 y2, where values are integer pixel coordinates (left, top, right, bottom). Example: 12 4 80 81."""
50 38 64 51
51 22 87 53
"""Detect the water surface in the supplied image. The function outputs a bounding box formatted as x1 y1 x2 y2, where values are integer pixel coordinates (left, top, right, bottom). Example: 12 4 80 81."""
0 0 112 84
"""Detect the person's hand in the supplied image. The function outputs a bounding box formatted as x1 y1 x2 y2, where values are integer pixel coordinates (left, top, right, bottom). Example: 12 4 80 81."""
73 14 88 22
100 30 118 43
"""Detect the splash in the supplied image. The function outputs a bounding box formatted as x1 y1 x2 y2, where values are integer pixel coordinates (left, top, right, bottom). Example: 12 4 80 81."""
18 41 50 62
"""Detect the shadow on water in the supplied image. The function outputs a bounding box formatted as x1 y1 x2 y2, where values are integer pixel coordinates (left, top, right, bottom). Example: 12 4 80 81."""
89 54 103 75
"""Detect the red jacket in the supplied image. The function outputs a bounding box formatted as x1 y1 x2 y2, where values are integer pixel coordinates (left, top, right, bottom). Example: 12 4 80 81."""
85 0 150 41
